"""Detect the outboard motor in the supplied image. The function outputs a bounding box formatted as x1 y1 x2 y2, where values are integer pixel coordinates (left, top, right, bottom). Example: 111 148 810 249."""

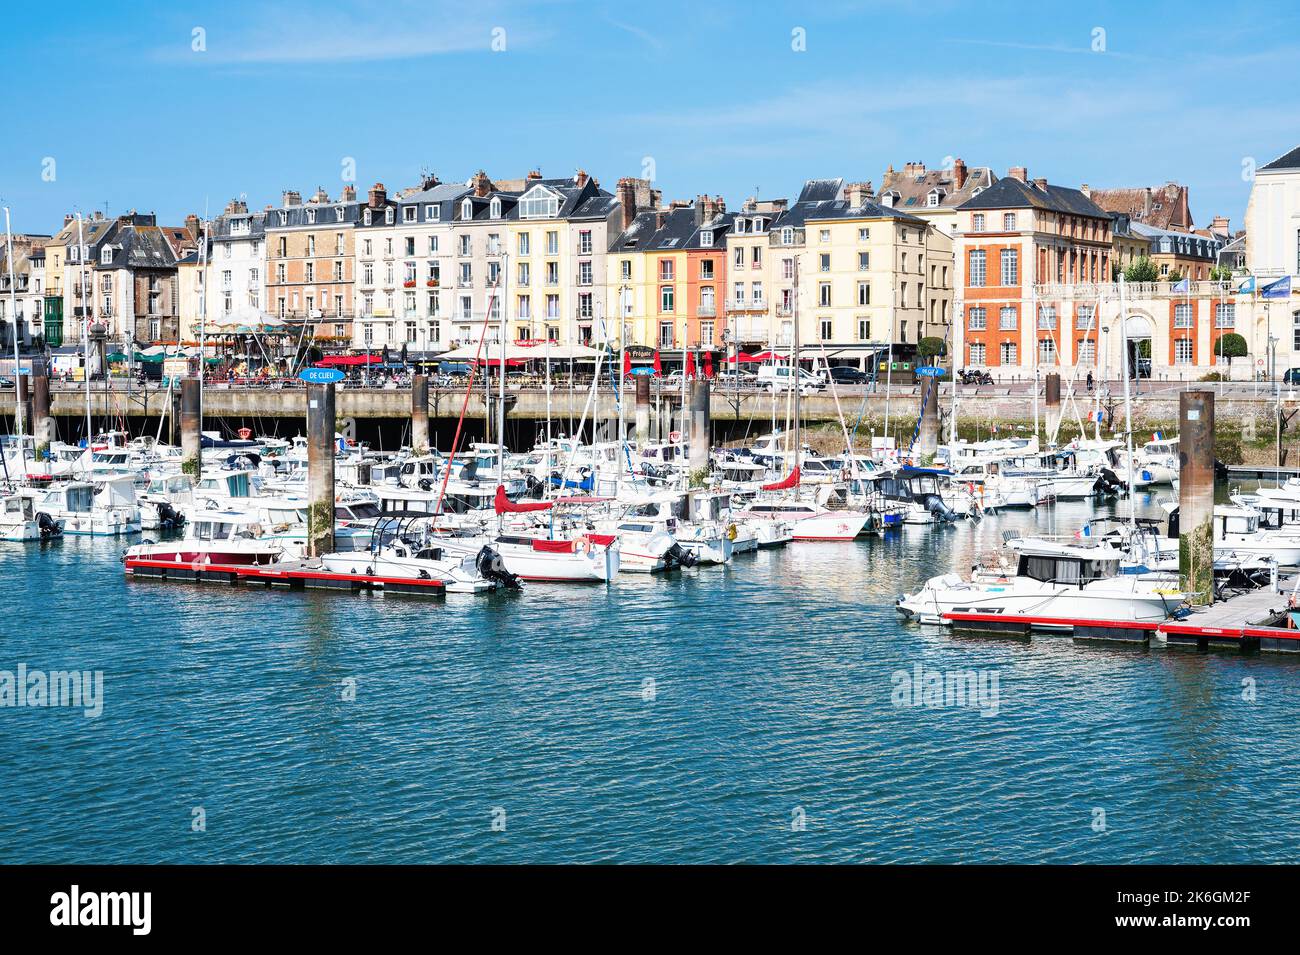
476 546 521 589
664 542 698 569
459 459 479 482
924 495 958 522
156 502 182 529
417 478 434 492
1098 467 1124 493
36 512 61 538
524 473 543 498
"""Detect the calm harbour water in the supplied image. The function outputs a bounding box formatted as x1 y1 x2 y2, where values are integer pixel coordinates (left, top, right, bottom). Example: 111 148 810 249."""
2 492 1299 864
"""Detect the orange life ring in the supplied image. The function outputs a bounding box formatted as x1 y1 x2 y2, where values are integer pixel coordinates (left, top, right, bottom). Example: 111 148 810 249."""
238 427 253 440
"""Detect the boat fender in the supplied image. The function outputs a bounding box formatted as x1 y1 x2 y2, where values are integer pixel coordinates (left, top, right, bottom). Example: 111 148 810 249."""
726 523 738 541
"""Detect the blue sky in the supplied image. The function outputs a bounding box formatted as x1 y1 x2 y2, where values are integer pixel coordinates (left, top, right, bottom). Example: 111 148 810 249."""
3 0 1297 235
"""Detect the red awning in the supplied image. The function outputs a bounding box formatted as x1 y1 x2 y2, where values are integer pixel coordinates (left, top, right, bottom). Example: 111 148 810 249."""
761 467 800 491
726 351 763 363
749 351 788 362
703 352 714 378
622 351 631 377
316 354 381 367
495 485 554 514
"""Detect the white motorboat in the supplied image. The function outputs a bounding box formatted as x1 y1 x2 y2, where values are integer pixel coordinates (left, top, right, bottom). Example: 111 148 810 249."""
125 510 283 565
737 499 868 541
1 491 62 541
21 476 141 536
318 538 508 593
897 537 1185 625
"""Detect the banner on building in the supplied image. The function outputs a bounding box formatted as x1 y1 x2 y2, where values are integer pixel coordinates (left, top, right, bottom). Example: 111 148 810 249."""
1262 276 1292 299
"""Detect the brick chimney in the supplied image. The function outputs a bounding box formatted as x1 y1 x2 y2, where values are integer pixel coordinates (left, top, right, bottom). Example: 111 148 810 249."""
184 214 201 240
1080 183 1091 198
527 169 543 181
342 185 356 202
617 177 637 232
282 190 302 208
472 170 492 198
655 211 667 230
845 181 874 206
1007 167 1027 183
1142 187 1153 219
1211 215 1230 233
63 214 74 228
575 168 589 187
695 194 711 226
367 183 387 208
420 172 441 190
953 158 968 190
311 185 329 203
1032 177 1048 192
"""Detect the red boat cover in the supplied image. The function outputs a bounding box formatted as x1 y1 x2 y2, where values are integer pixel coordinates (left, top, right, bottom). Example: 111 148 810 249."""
584 533 617 547
494 485 554 514
761 467 800 491
530 538 574 553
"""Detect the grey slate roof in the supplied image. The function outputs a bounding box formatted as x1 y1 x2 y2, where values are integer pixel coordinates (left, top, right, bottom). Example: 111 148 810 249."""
454 177 616 224
957 177 1107 218
1260 146 1300 172
210 210 266 242
609 205 733 252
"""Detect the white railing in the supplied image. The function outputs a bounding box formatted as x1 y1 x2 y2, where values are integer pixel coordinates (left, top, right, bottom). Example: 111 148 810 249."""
1033 281 1233 300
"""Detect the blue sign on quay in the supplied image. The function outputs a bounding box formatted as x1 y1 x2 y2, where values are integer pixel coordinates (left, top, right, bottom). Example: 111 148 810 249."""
299 367 346 384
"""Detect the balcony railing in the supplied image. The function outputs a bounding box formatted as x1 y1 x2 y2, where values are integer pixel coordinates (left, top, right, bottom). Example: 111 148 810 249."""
1033 281 1233 300
698 304 717 316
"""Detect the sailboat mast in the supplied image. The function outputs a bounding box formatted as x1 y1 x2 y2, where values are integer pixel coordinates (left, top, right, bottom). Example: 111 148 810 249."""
1118 275 1136 524
76 213 92 443
4 208 23 447
792 254 801 472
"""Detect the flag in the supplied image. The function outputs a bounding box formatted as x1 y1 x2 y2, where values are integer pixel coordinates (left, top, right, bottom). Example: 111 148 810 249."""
1152 430 1164 441
1089 409 1106 423
1171 278 1190 294
1262 276 1292 299
1237 276 1256 294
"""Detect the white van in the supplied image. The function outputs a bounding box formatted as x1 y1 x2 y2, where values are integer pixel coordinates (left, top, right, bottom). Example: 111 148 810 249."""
756 363 826 394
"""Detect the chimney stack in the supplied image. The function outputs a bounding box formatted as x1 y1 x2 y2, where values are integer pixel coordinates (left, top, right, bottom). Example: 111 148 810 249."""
472 170 492 198
1080 183 1090 198
845 181 874 207
311 185 329 203
526 169 543 181
64 214 74 227
617 177 637 232
282 190 302 208
575 168 589 187
655 211 667 230
184 214 201 240
953 158 968 190
367 183 387 208
1007 167 1027 183
1142 187 1153 219
342 185 356 202
1032 177 1048 192
1211 215 1230 233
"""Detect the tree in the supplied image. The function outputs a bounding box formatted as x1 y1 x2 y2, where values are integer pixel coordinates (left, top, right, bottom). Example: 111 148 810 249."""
917 336 946 359
1216 332 1247 359
1209 265 1233 283
1124 257 1159 283
1165 269 1184 284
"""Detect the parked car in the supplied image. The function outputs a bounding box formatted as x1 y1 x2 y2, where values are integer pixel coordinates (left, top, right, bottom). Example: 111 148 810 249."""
756 364 826 395
828 366 870 384
0 376 14 389
1283 368 1300 384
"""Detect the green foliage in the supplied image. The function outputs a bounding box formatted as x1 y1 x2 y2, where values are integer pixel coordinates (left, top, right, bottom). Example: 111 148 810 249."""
1165 269 1184 284
1124 257 1159 283
917 336 946 358
181 457 199 477
1216 332 1247 358
1209 265 1233 282
688 466 710 488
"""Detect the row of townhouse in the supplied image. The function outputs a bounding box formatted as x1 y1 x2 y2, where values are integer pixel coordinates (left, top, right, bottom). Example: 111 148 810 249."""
8 145 1300 377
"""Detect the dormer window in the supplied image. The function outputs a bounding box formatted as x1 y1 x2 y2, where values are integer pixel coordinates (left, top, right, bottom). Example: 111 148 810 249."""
385 208 394 225
881 191 898 208
735 218 747 234
518 186 559 219
426 204 438 221
781 227 794 245
305 209 316 224
364 209 372 226
461 199 473 220
700 230 713 248
489 197 502 219
100 247 112 265
403 206 416 223
278 211 288 226
754 218 766 233
927 189 944 207
335 207 345 222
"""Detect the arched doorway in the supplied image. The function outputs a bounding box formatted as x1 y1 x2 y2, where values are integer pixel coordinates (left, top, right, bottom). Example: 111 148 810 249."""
1123 313 1154 378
